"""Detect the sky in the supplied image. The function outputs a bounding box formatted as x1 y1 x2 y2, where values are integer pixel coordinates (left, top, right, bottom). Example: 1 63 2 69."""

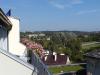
0 0 100 31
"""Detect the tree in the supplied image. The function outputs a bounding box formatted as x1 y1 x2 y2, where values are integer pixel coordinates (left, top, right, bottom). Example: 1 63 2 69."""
67 39 82 62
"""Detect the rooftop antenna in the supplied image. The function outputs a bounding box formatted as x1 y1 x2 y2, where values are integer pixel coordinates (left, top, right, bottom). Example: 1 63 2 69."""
6 9 11 16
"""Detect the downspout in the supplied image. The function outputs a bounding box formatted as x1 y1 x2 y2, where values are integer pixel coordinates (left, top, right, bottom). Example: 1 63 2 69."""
7 30 9 52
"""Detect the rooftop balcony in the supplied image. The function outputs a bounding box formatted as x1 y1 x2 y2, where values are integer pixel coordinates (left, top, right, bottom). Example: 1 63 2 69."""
0 48 51 75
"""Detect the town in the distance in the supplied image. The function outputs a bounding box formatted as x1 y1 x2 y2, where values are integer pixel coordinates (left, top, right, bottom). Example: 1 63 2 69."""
0 7 100 75
21 30 100 75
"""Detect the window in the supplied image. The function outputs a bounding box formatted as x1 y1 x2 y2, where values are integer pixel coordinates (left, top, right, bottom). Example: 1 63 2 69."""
0 26 8 51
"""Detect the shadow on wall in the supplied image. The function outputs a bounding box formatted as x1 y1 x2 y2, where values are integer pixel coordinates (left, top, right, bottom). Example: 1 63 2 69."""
0 26 7 50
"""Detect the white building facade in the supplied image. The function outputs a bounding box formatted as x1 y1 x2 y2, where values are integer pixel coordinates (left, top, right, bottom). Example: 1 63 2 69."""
0 8 37 75
0 10 28 61
8 17 27 59
0 8 51 75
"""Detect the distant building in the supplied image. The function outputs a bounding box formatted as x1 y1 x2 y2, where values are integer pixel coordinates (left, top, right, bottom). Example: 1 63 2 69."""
28 34 38 38
38 33 45 37
27 33 45 39
47 37 50 40
85 50 100 75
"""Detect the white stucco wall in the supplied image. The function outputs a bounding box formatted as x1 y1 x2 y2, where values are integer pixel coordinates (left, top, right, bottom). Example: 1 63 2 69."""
8 17 26 56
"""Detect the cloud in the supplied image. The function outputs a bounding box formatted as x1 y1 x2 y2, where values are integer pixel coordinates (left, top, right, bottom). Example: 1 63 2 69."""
76 9 97 15
50 1 65 9
71 0 83 4
48 0 83 9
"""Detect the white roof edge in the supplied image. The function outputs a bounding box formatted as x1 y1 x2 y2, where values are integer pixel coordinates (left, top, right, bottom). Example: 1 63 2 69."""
7 16 20 21
0 48 34 70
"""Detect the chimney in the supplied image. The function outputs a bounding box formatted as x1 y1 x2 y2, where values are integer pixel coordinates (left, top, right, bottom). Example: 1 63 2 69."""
53 52 57 61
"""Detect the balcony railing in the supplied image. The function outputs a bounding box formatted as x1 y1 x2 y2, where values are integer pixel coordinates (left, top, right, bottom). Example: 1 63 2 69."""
0 48 51 75
31 52 52 75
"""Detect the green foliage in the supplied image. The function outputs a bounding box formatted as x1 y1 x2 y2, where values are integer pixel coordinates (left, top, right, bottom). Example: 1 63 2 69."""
67 39 83 62
82 42 100 50
22 31 100 62
27 32 83 62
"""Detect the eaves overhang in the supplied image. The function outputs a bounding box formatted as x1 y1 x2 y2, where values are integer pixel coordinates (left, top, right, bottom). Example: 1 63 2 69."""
0 8 12 30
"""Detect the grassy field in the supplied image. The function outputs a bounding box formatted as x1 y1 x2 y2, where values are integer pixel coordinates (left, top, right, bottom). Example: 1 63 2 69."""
82 42 100 49
48 65 83 74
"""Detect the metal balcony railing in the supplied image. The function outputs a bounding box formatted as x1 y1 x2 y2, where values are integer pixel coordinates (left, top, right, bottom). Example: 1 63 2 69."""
31 52 52 75
0 48 52 75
